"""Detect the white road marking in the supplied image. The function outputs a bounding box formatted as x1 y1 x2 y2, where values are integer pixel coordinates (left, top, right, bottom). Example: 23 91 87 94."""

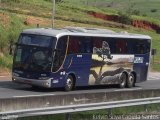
148 76 160 80
13 94 55 98
114 88 142 92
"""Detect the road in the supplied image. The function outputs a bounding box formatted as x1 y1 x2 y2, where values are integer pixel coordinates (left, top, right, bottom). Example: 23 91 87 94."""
0 72 159 99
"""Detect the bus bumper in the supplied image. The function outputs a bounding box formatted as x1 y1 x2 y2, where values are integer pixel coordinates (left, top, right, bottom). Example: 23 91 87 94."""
12 76 52 88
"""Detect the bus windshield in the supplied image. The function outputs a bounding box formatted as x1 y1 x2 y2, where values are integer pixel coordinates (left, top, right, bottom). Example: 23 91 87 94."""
13 34 56 72
18 34 54 47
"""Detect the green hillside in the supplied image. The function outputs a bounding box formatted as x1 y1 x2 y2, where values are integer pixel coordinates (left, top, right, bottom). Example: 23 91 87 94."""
69 0 160 18
0 0 160 72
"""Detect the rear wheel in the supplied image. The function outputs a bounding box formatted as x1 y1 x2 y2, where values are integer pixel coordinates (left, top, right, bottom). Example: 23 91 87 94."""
64 75 74 91
118 73 127 88
127 73 135 88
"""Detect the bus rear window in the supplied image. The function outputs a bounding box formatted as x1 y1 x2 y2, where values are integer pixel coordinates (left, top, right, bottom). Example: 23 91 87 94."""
19 34 54 47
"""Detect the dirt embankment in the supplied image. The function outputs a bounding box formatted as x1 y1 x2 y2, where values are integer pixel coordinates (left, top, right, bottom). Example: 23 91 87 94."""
24 16 51 26
89 11 160 33
132 20 160 33
0 13 9 27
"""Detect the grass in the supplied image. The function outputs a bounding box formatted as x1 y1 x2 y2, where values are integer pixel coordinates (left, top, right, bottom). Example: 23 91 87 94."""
0 11 24 52
0 0 160 72
68 0 160 18
0 54 13 73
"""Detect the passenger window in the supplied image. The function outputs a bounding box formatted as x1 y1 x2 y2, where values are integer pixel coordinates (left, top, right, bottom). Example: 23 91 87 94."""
68 36 93 54
93 38 102 48
68 36 80 54
79 37 93 53
116 40 127 54
53 36 68 72
136 43 145 54
127 39 150 54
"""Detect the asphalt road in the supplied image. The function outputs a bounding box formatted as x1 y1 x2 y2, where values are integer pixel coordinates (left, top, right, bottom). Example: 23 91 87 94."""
0 72 160 99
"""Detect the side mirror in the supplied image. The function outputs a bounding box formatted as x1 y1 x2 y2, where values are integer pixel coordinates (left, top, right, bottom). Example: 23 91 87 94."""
151 48 157 56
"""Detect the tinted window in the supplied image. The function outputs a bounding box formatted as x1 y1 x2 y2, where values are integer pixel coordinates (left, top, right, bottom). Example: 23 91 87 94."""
93 37 102 48
115 40 127 54
68 36 93 54
52 36 68 72
67 36 150 55
79 37 93 53
19 34 55 47
105 38 150 55
14 46 52 72
68 36 80 54
127 39 151 54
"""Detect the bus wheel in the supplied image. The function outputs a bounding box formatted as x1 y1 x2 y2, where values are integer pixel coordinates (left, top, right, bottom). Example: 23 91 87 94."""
118 73 127 88
64 75 74 91
127 73 135 88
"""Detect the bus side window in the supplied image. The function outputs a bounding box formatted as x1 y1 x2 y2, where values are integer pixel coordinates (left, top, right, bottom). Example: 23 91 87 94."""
127 40 134 54
116 40 127 54
53 36 67 71
107 40 114 54
79 37 93 53
68 37 80 54
136 43 145 54
93 38 102 48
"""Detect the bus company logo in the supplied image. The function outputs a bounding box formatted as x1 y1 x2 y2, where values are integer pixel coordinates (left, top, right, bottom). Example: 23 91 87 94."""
134 57 144 63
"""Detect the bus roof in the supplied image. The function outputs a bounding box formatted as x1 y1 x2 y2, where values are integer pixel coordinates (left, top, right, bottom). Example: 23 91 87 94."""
22 27 151 40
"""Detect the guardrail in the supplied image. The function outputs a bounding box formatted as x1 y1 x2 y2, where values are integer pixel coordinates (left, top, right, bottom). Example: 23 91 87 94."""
1 97 160 118
0 89 160 119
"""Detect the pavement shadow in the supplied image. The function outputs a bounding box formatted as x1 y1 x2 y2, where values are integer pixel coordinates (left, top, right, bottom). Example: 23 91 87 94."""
0 81 141 93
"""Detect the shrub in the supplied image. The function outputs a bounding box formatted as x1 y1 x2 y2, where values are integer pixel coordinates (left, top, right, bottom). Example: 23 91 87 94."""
151 9 157 13
118 12 132 25
132 10 140 15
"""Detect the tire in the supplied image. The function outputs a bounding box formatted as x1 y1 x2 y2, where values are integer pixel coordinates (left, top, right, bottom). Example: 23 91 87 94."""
64 75 74 91
127 73 135 88
118 73 127 88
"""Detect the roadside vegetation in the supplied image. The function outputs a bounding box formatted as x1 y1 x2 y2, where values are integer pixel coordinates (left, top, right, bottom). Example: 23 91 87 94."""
0 0 160 72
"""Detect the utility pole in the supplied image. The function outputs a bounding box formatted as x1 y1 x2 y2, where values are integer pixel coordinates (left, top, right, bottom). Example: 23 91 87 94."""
52 0 55 28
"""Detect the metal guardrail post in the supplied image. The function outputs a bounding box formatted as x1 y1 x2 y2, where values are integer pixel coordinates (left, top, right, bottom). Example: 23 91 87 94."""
65 113 71 120
108 108 112 118
144 104 148 112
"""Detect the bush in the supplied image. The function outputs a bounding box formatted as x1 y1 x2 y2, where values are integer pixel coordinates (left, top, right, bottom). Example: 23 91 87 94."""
132 10 140 15
118 12 132 25
151 9 157 13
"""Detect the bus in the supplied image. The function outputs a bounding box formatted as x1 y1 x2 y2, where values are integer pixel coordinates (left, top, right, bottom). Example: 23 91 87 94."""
12 27 151 91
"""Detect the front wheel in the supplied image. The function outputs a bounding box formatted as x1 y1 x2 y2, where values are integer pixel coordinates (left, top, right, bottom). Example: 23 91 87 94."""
64 75 74 91
126 73 135 88
118 73 127 88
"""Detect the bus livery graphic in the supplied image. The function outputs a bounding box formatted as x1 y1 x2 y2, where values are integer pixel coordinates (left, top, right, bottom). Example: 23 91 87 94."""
89 41 134 85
